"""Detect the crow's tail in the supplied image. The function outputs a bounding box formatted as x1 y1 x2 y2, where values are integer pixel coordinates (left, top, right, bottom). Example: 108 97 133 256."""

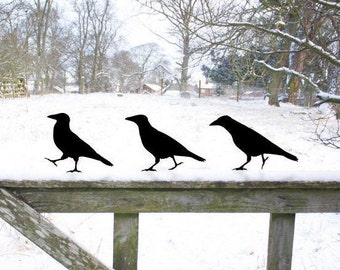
188 151 206 162
95 154 113 166
283 152 298 162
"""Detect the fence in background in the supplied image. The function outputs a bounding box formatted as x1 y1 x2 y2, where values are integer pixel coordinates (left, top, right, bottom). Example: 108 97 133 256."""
0 180 339 270
0 77 28 98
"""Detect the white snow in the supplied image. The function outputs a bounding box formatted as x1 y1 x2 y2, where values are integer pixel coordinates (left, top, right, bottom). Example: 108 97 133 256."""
0 93 339 269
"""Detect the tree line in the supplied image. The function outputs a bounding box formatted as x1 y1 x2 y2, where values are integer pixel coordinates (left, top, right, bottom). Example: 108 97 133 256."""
1 0 339 106
0 0 172 94
138 0 340 106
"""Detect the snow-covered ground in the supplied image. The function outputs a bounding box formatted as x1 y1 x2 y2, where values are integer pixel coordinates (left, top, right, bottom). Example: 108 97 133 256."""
0 93 339 269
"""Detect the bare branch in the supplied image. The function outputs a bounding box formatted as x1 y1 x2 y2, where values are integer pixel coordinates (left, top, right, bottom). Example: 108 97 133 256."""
255 59 320 90
216 21 340 67
311 0 340 10
315 91 340 106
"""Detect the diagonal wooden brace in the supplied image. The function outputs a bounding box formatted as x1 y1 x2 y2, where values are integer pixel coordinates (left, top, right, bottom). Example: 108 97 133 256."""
0 188 110 270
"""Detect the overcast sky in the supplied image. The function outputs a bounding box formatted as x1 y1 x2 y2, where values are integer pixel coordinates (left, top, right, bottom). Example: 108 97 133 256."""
115 0 171 48
57 0 168 48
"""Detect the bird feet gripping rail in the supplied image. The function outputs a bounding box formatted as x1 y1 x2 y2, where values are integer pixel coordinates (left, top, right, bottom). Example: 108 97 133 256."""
233 166 247 171
142 157 183 171
142 168 157 172
67 169 82 173
45 157 82 173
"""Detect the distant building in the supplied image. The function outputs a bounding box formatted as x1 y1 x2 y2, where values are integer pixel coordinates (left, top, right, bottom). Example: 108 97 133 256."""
198 80 214 97
136 83 162 94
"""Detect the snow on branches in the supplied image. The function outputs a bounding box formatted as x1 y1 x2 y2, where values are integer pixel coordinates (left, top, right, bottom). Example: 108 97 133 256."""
315 91 340 106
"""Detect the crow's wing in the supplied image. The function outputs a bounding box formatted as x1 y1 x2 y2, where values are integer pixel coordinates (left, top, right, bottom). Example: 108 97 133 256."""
230 124 289 157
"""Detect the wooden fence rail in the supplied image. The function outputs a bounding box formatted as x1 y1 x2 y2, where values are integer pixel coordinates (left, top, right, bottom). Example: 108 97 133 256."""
0 180 339 270
0 77 28 98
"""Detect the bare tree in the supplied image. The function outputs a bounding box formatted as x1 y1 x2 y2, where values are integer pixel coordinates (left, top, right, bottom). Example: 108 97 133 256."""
136 0 204 91
111 50 139 92
130 42 171 92
0 0 32 78
87 0 119 91
29 0 53 94
0 1 73 93
1 0 121 94
45 7 72 92
26 0 73 93
71 0 120 92
197 0 340 106
72 0 91 92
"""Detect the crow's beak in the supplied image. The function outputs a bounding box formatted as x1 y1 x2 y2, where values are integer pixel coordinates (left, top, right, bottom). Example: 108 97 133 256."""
126 114 147 124
125 116 137 123
209 119 219 126
48 114 58 120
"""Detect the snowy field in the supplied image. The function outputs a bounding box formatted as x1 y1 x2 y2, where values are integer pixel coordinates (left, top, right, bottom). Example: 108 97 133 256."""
0 93 339 269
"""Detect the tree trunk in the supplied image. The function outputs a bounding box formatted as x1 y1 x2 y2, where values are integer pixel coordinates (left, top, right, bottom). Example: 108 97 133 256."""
268 71 284 106
287 3 311 104
181 34 190 92
268 8 299 106
33 0 52 94
288 49 307 104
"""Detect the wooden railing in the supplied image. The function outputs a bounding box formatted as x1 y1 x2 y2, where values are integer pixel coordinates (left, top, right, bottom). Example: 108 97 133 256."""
0 180 339 270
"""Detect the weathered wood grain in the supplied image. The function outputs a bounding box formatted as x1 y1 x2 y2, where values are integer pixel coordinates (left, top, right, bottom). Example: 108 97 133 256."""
0 180 339 270
114 214 139 270
1 180 340 189
267 213 295 270
0 188 109 270
6 183 340 213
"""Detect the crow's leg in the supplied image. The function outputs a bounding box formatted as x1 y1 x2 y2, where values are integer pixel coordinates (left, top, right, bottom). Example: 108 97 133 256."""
261 154 269 169
143 157 160 172
233 155 251 170
67 158 81 173
169 156 183 170
45 155 67 167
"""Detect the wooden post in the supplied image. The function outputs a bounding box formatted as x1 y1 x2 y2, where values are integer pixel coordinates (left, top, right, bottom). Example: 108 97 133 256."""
0 188 109 270
198 80 202 98
114 213 139 270
267 213 295 270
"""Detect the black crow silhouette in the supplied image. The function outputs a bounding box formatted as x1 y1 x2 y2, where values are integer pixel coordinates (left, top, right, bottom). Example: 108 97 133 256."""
210 115 298 170
126 114 205 171
45 113 113 172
